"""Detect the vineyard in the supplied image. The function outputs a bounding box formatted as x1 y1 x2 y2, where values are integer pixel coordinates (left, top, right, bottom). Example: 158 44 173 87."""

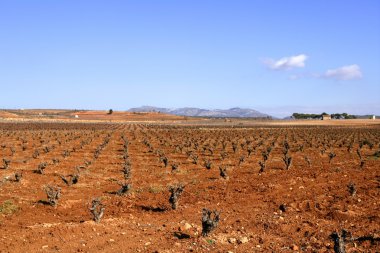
0 122 379 252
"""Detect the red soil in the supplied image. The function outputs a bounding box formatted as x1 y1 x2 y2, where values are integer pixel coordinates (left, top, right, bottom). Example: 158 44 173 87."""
0 122 379 252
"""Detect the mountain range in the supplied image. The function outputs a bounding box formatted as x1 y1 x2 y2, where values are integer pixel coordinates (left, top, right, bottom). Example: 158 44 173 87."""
128 106 271 118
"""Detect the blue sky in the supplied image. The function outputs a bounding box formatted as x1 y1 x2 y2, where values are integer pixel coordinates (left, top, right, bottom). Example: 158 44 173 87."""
0 0 379 117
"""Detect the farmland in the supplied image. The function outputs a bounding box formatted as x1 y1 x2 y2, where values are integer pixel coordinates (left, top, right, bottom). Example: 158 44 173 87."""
0 120 379 252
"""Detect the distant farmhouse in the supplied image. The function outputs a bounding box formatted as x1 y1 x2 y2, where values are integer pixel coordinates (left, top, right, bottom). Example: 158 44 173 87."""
373 115 376 120
322 114 331 120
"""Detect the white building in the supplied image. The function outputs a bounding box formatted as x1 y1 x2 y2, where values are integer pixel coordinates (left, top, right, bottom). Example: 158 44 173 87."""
322 114 331 120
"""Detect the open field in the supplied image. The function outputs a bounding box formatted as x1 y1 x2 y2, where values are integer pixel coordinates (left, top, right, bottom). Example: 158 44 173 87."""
1 109 379 127
0 109 185 122
0 119 379 252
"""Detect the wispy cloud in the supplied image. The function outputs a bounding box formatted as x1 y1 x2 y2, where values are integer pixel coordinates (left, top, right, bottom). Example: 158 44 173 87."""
263 54 308 70
287 65 363 81
262 54 363 82
323 64 362 80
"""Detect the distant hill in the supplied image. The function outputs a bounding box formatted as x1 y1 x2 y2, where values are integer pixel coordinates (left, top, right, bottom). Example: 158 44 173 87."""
128 106 271 118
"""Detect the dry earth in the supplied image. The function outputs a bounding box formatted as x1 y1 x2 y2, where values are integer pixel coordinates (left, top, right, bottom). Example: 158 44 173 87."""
0 115 379 252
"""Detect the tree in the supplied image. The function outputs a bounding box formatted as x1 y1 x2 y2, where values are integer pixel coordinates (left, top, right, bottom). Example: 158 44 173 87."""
108 109 113 115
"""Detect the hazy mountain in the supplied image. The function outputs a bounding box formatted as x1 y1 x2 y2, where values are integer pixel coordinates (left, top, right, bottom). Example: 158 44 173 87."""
128 106 171 114
128 106 271 118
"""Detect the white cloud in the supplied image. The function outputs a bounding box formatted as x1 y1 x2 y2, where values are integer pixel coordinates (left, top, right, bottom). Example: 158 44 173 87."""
323 64 362 80
263 54 308 70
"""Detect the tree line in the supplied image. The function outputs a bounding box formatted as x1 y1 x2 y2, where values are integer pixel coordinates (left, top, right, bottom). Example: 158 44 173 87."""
292 112 357 119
